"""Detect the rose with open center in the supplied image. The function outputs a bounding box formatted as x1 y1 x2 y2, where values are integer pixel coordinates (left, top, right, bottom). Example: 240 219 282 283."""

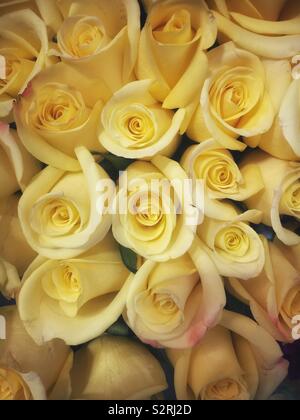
137 0 217 131
51 0 140 93
112 156 198 262
188 42 276 151
99 80 185 159
197 206 265 280
125 238 225 348
244 151 300 246
181 139 264 220
18 147 112 260
14 62 107 171
167 311 288 400
0 9 48 120
228 238 300 343
18 233 131 346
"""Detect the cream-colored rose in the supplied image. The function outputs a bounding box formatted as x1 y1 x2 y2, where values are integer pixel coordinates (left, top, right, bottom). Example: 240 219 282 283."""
0 306 73 400
50 0 140 94
0 123 40 199
125 237 225 348
18 147 112 259
181 139 264 220
99 80 185 160
0 195 37 276
208 1 300 59
70 335 167 400
18 233 131 346
0 9 48 120
188 42 275 151
0 367 45 400
228 237 300 343
136 0 217 131
112 156 198 262
244 151 300 246
197 206 265 280
14 62 107 172
167 311 288 400
246 58 300 161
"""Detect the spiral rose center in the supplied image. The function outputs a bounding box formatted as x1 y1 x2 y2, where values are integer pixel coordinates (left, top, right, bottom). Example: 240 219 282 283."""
153 9 195 44
0 369 29 401
282 286 300 321
203 378 248 401
215 226 250 258
153 293 179 315
282 181 300 219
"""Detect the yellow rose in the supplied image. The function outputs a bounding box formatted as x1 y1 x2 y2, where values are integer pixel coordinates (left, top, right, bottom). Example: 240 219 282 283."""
50 0 140 93
14 62 107 172
246 58 300 161
18 233 131 345
0 195 37 276
18 147 112 259
188 42 275 151
136 0 217 131
0 9 48 120
0 367 45 400
112 156 198 262
167 311 288 400
181 139 264 220
0 257 20 300
125 237 225 348
197 206 265 280
208 1 300 59
0 123 40 199
99 80 185 160
70 335 167 400
0 306 73 400
228 237 300 343
244 151 300 246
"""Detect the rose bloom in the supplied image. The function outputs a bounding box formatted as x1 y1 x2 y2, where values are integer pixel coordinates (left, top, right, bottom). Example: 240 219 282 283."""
0 306 72 400
208 0 300 59
18 233 131 346
52 0 140 93
181 139 264 220
137 0 217 131
70 336 167 400
18 147 112 260
99 80 185 160
0 123 39 200
125 237 225 348
0 9 48 120
244 151 300 246
228 237 300 343
14 62 107 171
197 206 265 280
167 311 288 400
188 42 276 151
112 156 199 262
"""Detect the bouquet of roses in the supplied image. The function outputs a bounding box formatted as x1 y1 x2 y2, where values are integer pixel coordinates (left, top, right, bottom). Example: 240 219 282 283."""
0 0 299 401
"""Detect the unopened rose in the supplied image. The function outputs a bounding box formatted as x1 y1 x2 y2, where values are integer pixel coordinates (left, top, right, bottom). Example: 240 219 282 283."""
0 123 40 199
244 151 300 246
197 206 265 280
14 63 107 171
181 139 264 220
18 147 112 260
0 195 36 276
188 42 275 151
209 1 300 59
70 335 167 400
51 0 140 93
0 306 73 400
167 311 288 400
228 237 300 343
18 233 131 345
0 9 48 120
112 156 198 262
99 80 185 160
125 237 225 348
136 0 217 131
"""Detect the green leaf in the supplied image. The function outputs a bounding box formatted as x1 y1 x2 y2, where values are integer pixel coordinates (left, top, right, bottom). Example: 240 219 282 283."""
119 245 138 274
104 154 134 171
106 318 131 337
